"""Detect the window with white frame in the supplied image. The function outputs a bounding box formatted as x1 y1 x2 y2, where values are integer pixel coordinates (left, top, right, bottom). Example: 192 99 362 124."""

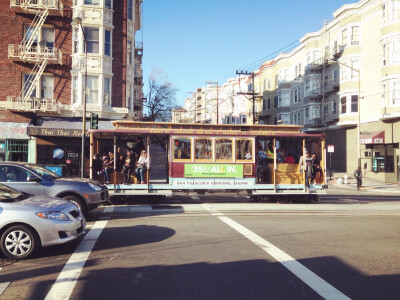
127 0 133 20
394 0 400 21
24 25 54 50
333 69 338 83
351 95 358 112
84 27 99 54
332 40 338 54
293 111 301 125
268 78 271 89
332 100 337 114
295 65 298 78
393 81 400 104
104 77 111 106
304 107 310 123
105 0 112 9
72 76 78 104
382 3 386 24
305 79 310 95
340 96 347 114
298 63 302 76
342 28 347 47
105 30 111 56
263 79 266 91
351 58 360 79
277 90 290 107
86 76 98 104
41 75 53 99
393 39 400 64
341 64 348 81
127 40 132 65
382 83 387 106
23 74 53 99
351 26 359 45
323 104 328 116
126 84 132 109
84 0 100 4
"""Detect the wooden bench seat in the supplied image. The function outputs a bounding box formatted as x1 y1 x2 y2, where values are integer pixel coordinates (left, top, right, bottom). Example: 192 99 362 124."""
268 163 304 184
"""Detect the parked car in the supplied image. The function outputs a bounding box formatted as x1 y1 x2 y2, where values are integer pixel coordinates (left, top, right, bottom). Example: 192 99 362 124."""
0 162 109 216
0 183 86 260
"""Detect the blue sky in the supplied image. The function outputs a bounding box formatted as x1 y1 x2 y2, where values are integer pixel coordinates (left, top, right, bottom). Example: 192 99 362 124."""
139 0 353 107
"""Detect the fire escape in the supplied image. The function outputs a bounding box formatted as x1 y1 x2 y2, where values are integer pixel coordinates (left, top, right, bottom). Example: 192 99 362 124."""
7 0 63 113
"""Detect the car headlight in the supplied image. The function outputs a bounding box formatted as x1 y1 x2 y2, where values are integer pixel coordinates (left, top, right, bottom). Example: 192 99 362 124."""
36 211 70 221
88 182 102 191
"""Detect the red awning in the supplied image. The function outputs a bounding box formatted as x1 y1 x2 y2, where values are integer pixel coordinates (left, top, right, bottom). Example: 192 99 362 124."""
360 131 384 144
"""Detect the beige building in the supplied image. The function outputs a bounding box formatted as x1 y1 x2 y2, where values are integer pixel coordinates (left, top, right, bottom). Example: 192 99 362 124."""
251 0 400 183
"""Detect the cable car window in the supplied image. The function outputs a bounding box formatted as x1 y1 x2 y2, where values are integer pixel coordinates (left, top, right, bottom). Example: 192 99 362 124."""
173 138 192 160
236 139 253 161
215 139 232 161
195 139 213 161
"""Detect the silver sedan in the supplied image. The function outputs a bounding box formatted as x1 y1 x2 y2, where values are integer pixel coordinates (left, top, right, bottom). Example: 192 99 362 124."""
0 184 86 260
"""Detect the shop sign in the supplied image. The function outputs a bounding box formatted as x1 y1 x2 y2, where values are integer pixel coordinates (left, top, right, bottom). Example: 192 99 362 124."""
68 153 79 158
184 164 243 178
0 122 29 139
327 145 334 153
27 127 83 137
360 131 385 144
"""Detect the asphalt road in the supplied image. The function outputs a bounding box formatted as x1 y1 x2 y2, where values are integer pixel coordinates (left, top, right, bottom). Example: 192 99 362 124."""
1 193 400 300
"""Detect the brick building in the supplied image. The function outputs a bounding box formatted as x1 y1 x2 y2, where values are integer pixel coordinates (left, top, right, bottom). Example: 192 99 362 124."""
0 0 143 176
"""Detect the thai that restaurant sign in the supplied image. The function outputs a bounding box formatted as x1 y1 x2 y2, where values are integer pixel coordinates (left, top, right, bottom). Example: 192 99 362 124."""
27 127 83 137
184 164 243 178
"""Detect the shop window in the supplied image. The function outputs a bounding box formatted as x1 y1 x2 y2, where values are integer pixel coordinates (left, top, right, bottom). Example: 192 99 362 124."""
7 140 28 162
173 138 192 160
0 141 5 161
236 139 253 161
215 139 232 161
194 139 212 161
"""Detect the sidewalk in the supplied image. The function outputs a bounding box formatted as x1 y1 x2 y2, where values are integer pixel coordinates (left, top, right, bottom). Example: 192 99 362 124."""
326 170 400 195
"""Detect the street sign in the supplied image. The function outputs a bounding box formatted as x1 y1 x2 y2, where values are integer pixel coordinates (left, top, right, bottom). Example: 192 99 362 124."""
327 145 334 153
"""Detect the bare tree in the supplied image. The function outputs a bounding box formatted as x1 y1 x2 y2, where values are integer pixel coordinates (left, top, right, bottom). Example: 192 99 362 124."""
145 68 177 122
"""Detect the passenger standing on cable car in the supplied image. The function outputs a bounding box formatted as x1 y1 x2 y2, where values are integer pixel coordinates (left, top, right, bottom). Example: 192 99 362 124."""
122 150 135 185
135 150 149 184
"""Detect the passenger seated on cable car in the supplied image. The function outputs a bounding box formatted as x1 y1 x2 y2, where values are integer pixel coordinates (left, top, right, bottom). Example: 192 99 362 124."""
245 151 252 159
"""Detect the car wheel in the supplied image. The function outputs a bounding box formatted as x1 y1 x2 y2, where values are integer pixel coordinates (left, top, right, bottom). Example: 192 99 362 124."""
63 195 88 217
0 225 39 260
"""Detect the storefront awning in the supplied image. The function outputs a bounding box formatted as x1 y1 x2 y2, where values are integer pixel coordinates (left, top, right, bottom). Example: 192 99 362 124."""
360 131 385 144
27 117 116 138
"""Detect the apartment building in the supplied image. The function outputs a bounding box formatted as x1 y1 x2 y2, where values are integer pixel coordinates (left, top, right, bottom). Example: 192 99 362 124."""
175 77 249 125
252 0 400 183
0 0 143 176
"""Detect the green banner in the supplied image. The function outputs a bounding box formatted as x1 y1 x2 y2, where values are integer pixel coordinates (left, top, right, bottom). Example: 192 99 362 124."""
184 164 243 178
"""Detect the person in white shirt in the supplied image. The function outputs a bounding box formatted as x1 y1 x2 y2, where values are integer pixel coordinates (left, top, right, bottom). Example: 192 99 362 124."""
135 150 149 184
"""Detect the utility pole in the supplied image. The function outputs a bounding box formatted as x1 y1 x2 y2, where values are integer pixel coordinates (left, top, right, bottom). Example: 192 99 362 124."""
236 70 257 124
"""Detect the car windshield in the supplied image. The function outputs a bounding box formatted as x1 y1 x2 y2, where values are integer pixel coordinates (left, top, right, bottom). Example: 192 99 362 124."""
0 183 27 202
26 164 60 180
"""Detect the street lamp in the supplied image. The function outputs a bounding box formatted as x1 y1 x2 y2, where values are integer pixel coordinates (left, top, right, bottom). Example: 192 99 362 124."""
73 17 88 178
334 57 361 167
205 81 218 124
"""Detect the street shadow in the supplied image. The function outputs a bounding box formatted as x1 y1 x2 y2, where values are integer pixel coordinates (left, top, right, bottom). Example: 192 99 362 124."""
4 256 398 300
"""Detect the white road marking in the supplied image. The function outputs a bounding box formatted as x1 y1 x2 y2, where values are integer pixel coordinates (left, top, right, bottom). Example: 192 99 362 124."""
202 204 351 300
45 216 111 300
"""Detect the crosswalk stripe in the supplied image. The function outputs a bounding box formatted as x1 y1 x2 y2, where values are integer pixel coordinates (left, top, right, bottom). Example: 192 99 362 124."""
201 204 351 300
45 216 111 300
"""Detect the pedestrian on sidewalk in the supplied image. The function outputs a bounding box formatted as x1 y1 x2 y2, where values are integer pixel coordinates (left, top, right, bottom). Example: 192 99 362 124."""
354 166 362 190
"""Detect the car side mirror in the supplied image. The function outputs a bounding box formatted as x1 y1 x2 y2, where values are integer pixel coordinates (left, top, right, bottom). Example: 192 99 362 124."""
27 175 41 182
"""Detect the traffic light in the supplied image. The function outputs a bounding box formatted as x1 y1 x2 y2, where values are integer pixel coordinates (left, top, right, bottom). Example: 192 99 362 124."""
90 113 98 129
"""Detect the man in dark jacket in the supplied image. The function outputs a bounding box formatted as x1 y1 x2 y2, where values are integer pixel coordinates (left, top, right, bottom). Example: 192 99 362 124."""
354 166 362 190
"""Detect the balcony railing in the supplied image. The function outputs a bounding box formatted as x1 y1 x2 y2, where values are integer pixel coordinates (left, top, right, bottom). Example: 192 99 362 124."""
5 96 61 113
10 0 63 16
8 44 63 64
